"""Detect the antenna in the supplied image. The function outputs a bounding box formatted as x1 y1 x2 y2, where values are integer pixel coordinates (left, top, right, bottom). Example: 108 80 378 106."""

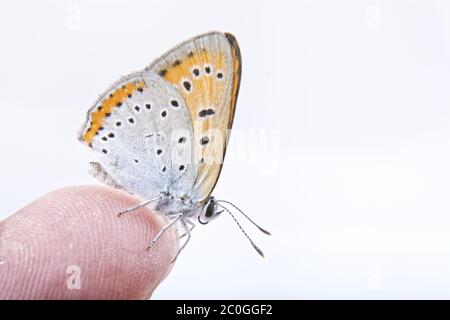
215 202 266 258
217 200 271 235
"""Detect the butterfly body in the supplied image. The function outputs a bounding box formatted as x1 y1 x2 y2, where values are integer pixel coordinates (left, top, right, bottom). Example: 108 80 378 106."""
78 31 268 259
80 33 238 223
152 191 202 218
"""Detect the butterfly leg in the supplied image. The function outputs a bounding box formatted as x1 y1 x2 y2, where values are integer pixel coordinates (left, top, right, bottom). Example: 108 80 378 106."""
117 196 160 217
147 213 183 251
179 219 195 239
171 219 193 263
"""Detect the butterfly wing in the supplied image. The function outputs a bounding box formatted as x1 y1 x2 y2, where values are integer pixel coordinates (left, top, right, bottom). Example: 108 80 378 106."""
145 31 241 202
78 72 197 199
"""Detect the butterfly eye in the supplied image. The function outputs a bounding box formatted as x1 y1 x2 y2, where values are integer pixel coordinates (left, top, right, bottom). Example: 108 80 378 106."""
205 206 214 218
202 199 219 222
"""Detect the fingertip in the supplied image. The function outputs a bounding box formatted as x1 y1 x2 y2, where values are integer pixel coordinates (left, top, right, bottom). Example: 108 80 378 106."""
0 185 178 299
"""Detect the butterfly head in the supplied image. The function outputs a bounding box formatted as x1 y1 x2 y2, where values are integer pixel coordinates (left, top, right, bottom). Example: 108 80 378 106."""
198 197 222 225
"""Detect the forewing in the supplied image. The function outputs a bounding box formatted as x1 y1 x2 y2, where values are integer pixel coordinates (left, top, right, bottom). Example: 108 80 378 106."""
145 31 241 201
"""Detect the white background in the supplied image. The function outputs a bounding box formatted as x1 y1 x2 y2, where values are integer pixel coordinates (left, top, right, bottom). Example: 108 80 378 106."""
1 0 450 299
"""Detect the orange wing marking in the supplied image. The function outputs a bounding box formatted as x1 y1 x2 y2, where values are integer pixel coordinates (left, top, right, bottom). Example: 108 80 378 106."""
82 81 145 144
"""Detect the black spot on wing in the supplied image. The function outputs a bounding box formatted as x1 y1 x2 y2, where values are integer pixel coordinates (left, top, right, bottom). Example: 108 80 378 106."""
183 81 191 91
193 68 200 77
198 109 215 117
200 136 210 145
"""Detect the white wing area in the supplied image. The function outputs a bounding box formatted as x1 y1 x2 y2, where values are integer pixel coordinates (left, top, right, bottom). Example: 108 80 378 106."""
79 73 197 199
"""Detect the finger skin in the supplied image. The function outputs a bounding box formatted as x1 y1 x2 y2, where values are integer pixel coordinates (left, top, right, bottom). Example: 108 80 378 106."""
0 186 178 299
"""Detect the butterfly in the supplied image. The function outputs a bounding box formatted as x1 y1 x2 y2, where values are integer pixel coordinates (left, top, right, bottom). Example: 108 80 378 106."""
78 31 270 261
